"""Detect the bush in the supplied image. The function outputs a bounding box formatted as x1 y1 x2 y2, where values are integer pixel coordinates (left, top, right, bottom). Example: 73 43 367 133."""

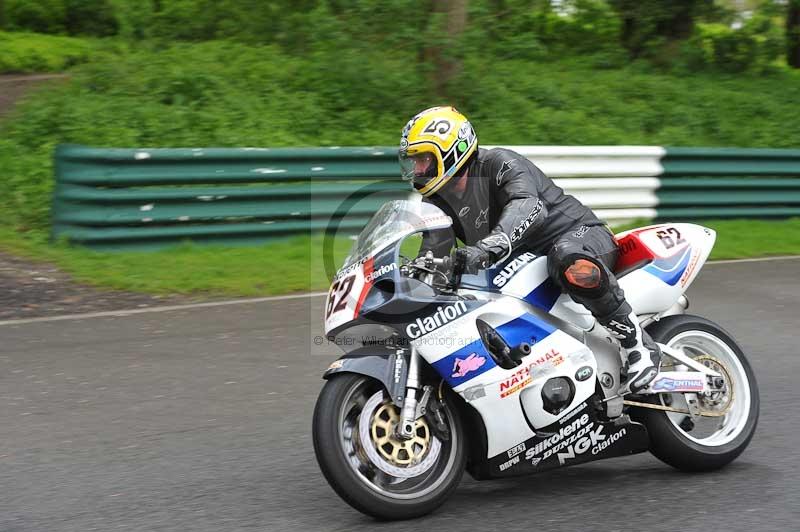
466 0 623 62
0 31 92 72
684 23 757 72
680 14 784 73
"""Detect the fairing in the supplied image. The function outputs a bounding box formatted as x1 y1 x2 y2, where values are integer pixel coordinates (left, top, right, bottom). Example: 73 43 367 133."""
324 200 452 335
615 223 716 315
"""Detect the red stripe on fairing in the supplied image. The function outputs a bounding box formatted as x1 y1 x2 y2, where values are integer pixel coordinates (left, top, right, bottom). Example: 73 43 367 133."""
614 228 658 274
353 257 375 317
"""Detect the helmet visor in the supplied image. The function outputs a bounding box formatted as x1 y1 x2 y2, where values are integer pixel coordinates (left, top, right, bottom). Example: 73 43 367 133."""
399 151 437 187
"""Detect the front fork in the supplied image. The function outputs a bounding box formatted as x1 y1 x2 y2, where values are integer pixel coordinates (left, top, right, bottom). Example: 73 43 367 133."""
395 345 445 441
397 346 422 438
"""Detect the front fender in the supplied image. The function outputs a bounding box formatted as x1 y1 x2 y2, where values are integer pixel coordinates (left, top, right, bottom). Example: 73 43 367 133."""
324 347 409 407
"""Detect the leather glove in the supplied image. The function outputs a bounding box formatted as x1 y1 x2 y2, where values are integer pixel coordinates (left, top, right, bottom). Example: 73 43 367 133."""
453 245 492 275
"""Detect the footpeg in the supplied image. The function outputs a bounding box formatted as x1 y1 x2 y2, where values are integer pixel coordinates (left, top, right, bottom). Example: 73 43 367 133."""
604 395 624 418
613 414 631 427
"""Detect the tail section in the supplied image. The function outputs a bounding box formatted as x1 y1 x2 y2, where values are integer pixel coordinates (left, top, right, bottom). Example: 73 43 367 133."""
615 224 716 315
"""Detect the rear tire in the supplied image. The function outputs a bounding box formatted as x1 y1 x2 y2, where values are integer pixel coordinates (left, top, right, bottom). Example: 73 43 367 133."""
312 373 466 520
634 314 759 472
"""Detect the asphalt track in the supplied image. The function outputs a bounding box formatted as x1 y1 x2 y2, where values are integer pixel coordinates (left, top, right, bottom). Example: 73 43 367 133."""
2 258 798 531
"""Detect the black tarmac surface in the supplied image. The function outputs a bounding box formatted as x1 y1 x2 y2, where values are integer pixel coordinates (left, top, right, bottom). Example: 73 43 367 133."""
2 258 798 531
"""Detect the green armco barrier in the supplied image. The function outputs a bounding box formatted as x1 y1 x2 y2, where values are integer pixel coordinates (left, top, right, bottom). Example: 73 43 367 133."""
52 144 800 250
55 217 375 245
53 144 409 249
657 148 800 220
661 148 800 176
658 178 800 206
658 207 800 218
56 144 401 184
657 177 800 189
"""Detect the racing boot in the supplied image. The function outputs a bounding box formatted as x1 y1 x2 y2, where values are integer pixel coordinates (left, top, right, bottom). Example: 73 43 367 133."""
620 320 661 394
600 308 661 395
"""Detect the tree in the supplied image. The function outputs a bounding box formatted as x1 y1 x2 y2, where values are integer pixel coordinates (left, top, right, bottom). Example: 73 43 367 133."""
424 0 469 98
609 0 713 59
789 0 800 68
64 0 119 36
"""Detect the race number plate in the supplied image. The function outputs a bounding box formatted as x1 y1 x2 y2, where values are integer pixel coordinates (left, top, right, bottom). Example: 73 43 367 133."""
324 258 370 333
638 226 688 257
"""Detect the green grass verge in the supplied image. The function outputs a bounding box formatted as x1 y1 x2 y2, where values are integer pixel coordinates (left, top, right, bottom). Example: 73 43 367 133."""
0 218 798 298
702 218 800 259
0 227 352 296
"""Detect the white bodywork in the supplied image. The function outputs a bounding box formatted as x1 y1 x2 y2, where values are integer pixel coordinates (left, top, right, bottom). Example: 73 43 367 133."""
325 200 718 460
413 223 717 458
616 223 716 315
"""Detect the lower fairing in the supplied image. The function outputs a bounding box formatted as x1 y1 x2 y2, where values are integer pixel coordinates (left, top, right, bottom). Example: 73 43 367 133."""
468 401 650 480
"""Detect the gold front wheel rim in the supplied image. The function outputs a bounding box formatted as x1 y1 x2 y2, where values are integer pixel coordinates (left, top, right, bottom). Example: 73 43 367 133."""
370 402 432 466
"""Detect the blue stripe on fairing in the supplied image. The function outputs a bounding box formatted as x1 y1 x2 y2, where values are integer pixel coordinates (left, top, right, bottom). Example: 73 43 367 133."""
496 314 557 346
431 339 495 389
523 278 562 311
431 313 557 388
643 246 692 286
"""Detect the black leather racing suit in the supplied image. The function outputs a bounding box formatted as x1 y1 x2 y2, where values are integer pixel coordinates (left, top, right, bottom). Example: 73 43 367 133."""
419 147 647 349
420 147 600 258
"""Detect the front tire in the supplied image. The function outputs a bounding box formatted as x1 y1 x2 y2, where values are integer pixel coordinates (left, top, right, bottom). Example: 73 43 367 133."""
634 314 759 472
312 373 466 520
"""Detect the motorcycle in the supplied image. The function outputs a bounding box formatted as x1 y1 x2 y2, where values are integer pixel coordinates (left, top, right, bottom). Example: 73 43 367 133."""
312 199 759 520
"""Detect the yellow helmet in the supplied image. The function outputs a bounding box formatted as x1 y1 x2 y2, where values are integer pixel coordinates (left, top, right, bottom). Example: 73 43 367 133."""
399 106 478 197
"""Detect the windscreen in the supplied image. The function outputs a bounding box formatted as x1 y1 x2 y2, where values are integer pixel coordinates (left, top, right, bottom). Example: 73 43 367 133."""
342 199 452 268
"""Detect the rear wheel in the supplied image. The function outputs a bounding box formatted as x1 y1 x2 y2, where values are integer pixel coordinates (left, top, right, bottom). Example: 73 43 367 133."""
634 314 759 471
312 373 466 520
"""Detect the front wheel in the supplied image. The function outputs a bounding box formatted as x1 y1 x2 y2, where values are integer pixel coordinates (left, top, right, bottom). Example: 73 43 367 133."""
634 314 759 471
312 373 466 520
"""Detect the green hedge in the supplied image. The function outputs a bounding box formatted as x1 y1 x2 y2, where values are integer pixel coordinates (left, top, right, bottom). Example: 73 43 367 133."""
680 18 785 73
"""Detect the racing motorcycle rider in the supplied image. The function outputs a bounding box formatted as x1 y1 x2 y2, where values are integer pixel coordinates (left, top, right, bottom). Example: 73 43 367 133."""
399 106 660 396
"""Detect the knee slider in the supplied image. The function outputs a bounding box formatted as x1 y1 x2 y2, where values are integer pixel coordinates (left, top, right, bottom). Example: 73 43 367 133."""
560 254 608 297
